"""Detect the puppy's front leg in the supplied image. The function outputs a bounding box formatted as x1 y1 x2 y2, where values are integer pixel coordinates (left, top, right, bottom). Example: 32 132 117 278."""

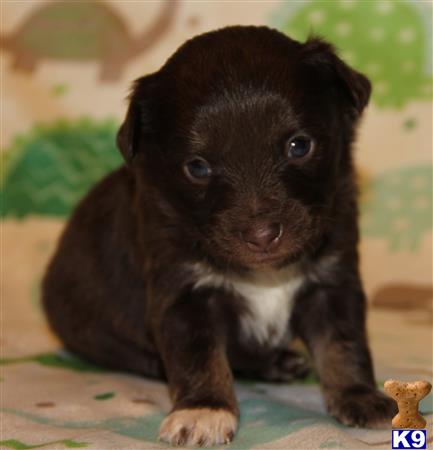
156 289 238 447
292 281 397 427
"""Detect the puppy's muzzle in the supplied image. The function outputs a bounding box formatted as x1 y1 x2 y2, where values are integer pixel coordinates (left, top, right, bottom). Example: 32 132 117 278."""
240 222 283 252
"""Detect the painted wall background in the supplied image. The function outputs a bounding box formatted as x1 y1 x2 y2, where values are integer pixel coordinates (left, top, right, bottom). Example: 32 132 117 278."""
1 1 432 449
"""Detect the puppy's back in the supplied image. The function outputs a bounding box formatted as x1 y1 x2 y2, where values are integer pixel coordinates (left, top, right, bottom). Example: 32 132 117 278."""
42 166 148 363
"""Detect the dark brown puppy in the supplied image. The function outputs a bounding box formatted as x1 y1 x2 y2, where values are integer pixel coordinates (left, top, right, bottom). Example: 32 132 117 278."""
43 26 396 446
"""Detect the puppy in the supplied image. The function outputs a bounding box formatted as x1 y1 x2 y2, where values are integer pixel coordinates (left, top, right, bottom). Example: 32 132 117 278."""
43 26 397 447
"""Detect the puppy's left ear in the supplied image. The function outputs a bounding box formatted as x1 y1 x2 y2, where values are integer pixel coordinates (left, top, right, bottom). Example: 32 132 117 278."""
300 37 371 116
117 74 160 163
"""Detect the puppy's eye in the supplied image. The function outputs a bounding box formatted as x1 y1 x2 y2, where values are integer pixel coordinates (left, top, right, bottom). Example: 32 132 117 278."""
285 136 313 159
183 157 212 183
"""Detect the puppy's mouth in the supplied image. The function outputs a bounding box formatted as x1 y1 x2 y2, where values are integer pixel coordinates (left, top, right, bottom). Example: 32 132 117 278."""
239 247 298 270
204 216 313 271
204 238 301 273
209 237 299 272
244 257 286 271
235 221 290 267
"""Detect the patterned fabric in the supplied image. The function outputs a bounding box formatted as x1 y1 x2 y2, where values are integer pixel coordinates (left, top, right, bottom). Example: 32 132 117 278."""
1 1 432 448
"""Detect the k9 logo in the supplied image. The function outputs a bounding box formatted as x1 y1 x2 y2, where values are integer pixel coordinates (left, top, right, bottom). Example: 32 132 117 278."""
392 430 427 449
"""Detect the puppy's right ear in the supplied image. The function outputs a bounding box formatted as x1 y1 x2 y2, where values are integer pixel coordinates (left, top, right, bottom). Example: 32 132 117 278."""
117 74 159 163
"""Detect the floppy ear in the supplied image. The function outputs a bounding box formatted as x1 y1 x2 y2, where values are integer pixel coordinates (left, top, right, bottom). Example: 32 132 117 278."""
117 99 141 162
117 74 159 163
300 37 371 116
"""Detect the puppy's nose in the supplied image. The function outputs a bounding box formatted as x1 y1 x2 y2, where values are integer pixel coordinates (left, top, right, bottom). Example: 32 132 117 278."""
241 222 283 252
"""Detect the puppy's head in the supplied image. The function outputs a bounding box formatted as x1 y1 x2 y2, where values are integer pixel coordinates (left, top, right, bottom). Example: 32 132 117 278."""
117 26 371 272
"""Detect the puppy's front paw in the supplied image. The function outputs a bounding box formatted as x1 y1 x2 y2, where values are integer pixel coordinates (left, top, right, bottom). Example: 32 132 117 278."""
326 385 397 428
159 408 237 447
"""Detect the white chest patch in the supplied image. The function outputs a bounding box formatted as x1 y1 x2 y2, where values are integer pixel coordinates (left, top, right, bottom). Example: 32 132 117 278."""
233 273 303 346
192 264 305 347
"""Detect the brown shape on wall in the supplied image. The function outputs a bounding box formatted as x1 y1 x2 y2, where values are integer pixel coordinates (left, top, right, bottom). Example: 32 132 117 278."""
0 0 177 81
371 283 433 311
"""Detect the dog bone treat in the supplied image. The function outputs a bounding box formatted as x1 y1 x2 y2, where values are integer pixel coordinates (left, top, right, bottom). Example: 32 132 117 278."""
384 379 432 429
